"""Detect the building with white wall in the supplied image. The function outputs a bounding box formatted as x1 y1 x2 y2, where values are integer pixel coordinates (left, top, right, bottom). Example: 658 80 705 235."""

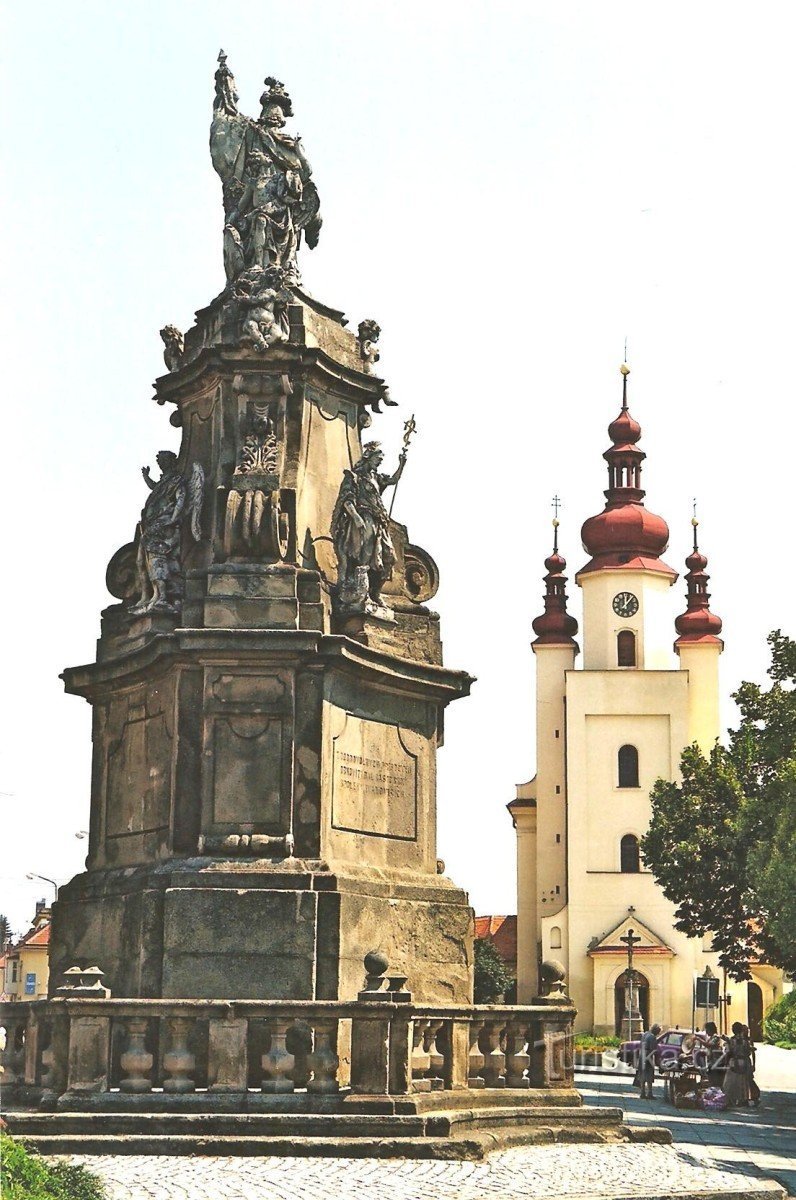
509 365 782 1036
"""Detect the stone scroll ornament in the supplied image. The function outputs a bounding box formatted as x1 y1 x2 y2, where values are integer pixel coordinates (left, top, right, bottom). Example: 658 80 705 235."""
331 440 409 620
210 51 321 291
131 452 205 615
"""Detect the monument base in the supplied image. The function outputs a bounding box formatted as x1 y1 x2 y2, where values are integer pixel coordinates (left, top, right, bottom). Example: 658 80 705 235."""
50 857 474 1004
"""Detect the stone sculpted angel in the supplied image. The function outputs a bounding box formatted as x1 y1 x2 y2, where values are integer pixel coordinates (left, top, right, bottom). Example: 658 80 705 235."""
131 452 205 615
331 442 406 617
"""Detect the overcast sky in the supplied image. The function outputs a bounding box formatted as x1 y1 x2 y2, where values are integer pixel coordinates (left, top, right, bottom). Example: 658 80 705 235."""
2 2 795 936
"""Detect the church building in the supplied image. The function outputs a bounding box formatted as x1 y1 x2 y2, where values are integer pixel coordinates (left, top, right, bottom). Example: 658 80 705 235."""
508 364 781 1036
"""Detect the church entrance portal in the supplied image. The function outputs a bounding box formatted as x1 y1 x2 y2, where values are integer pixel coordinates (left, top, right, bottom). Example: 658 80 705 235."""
614 970 650 1035
747 981 764 1041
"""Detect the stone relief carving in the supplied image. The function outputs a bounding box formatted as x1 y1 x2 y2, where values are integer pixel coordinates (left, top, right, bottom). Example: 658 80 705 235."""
210 52 321 290
234 265 290 352
331 442 406 619
159 325 184 372
131 452 205 615
223 395 289 560
237 400 279 475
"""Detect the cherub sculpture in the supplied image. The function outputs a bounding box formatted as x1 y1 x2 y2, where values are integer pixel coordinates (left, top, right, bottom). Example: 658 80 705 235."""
131 451 205 615
234 265 290 352
357 319 381 372
331 441 406 617
159 325 184 372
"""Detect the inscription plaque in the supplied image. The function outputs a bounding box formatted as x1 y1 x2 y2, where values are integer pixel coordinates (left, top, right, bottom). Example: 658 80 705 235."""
331 713 418 840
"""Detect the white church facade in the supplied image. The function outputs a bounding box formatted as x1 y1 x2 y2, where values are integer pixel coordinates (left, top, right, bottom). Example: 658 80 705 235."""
509 365 782 1036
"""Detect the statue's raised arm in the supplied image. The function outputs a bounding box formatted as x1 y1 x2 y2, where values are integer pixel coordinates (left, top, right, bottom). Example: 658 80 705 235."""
209 52 322 289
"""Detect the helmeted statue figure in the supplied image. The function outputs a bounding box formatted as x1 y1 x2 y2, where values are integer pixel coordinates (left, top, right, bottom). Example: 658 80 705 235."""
331 442 406 617
210 53 321 288
132 452 205 615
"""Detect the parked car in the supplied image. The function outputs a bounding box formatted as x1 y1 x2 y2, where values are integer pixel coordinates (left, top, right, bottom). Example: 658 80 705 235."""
619 1028 707 1071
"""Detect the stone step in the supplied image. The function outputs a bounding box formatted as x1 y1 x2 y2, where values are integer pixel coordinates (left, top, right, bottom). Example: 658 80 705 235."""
6 1104 625 1138
3 1105 671 1158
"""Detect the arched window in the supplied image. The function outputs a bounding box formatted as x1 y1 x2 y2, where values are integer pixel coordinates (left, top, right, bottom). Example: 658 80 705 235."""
617 630 636 667
620 833 641 873
550 926 562 949
618 744 639 787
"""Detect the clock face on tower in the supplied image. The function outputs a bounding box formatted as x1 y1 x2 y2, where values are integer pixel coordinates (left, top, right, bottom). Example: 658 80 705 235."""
612 591 639 618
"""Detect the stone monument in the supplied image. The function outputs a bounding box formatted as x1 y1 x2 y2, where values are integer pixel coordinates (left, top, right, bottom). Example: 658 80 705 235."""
49 53 475 1008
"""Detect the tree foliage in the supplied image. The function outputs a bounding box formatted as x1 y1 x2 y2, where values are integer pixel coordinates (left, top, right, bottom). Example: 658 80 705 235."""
641 630 796 980
0 913 11 947
473 937 514 1003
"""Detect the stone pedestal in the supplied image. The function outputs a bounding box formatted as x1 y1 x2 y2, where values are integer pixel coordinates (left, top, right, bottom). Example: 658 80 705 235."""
52 289 474 1007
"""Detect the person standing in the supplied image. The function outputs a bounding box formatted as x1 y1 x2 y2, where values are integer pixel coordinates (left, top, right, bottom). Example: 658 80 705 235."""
723 1021 752 1106
636 1022 662 1100
703 1021 726 1089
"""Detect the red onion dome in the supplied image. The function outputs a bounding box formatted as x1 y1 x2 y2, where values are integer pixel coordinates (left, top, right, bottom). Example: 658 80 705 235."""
581 504 670 560
675 520 723 646
533 520 579 648
608 407 642 445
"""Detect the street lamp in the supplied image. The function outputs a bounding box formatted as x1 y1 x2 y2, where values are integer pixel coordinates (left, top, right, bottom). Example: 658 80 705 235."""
26 872 59 901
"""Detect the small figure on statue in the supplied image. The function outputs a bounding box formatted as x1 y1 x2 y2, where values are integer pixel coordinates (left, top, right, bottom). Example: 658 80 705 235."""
331 442 406 619
131 451 204 615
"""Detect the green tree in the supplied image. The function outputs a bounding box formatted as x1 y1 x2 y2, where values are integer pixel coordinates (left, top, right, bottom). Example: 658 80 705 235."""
0 913 11 947
641 630 796 980
473 937 514 1003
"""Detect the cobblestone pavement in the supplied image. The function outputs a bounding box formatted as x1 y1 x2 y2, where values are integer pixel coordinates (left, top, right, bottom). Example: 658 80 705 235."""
67 1142 786 1199
62 1049 796 1199
577 1057 796 1198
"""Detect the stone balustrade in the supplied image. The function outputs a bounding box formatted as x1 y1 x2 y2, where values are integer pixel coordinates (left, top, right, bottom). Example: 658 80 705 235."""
0 997 574 1105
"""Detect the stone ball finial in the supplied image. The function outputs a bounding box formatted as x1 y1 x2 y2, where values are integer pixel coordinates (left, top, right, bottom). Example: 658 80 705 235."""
540 959 566 984
363 949 389 977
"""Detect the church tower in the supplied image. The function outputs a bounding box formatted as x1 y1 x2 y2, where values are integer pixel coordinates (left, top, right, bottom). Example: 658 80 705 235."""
511 364 740 1032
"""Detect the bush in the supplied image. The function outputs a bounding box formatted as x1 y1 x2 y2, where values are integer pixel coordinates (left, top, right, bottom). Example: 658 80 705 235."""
473 938 514 1003
762 990 796 1047
573 1034 622 1053
0 1133 106 1200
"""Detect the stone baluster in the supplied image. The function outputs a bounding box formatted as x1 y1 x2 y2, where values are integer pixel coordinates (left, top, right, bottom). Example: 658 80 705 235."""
410 1018 431 1092
480 1019 506 1087
162 1015 196 1093
1 1012 27 1087
424 1019 445 1090
262 1017 295 1093
504 1017 531 1088
467 1018 485 1088
119 1017 154 1093
308 1019 339 1094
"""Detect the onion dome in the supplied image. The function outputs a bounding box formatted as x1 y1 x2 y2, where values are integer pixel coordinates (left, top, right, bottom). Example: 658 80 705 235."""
674 517 723 646
578 364 676 580
532 518 579 648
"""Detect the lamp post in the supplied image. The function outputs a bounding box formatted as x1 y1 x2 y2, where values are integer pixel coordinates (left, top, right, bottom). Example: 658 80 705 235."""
26 872 59 901
619 927 643 1041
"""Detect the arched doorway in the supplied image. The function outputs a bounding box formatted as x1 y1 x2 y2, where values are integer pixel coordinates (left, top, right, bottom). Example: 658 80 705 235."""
747 981 764 1041
614 969 650 1035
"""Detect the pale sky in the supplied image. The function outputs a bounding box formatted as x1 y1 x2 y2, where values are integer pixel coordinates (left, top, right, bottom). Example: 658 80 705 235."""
2 2 795 936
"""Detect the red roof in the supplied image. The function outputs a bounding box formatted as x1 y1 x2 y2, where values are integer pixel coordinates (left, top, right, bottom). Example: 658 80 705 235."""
19 922 50 948
475 914 517 966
